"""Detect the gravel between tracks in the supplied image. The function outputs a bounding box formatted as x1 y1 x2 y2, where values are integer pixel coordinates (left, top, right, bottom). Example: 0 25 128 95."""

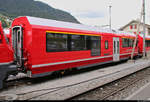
72 66 150 100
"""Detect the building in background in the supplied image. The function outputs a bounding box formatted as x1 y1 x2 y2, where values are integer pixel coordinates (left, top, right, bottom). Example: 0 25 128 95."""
119 20 150 36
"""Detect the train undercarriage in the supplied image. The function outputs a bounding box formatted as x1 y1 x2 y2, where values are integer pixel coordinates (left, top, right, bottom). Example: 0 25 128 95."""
0 63 17 89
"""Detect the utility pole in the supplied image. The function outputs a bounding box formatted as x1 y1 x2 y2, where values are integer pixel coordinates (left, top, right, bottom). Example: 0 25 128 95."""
143 0 146 58
109 5 112 29
130 0 143 60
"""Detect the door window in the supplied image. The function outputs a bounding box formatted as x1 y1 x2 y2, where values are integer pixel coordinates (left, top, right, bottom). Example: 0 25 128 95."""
117 41 119 54
114 41 116 54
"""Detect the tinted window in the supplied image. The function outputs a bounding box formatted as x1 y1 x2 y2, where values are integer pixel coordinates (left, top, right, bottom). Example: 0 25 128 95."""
86 36 91 50
129 39 134 47
91 36 101 56
46 32 100 53
71 35 86 51
117 41 119 53
46 33 68 52
146 40 150 47
122 38 127 47
122 38 134 48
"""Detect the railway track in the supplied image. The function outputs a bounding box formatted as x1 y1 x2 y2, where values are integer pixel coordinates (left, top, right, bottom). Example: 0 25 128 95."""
3 60 126 91
18 63 150 100
0 60 127 100
0 58 150 100
70 66 150 100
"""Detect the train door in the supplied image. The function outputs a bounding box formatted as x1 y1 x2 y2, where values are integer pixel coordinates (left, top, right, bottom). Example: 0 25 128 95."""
12 26 23 67
113 37 120 61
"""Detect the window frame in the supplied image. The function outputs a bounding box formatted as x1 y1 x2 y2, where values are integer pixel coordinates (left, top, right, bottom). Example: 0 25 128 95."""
46 32 99 53
46 33 68 52
122 38 134 48
134 24 137 29
91 36 101 56
130 25 133 29
70 34 87 51
146 40 150 47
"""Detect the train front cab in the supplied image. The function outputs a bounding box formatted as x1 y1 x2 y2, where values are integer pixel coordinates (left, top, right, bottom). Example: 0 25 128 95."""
0 22 16 90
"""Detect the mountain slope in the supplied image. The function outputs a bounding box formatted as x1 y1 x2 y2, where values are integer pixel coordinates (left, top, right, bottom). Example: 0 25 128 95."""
0 0 80 24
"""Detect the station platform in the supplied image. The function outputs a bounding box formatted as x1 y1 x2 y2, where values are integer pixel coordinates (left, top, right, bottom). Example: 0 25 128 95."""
0 58 150 100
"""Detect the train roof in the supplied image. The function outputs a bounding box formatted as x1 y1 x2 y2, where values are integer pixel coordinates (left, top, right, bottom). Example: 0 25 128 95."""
16 16 136 37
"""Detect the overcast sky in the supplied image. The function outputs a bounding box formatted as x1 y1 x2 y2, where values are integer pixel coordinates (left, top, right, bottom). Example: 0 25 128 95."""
37 0 150 30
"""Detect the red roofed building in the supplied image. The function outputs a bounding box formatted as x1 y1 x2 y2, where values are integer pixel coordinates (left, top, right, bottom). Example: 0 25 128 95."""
119 20 150 36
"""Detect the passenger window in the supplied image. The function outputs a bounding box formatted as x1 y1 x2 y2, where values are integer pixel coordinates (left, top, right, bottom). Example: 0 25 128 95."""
86 36 91 50
122 38 127 48
71 35 86 51
105 40 109 49
46 33 68 52
122 38 131 48
145 40 150 47
46 32 100 53
91 36 101 56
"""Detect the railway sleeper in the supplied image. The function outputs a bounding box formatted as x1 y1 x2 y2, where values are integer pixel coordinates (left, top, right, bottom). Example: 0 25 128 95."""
0 64 17 90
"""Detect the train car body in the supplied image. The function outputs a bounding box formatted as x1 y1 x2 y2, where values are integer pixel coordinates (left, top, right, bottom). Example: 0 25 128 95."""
0 22 16 89
138 34 150 55
11 16 139 78
0 23 13 64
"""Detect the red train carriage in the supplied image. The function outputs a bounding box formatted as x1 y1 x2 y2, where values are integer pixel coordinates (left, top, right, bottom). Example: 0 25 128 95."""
0 23 13 63
0 22 16 89
10 16 138 78
138 34 150 55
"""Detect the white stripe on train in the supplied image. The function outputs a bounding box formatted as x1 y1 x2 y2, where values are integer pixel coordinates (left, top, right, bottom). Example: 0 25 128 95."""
0 61 13 66
32 52 138 68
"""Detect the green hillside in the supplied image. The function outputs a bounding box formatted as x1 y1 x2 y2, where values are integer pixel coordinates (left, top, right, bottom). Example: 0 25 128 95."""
0 14 12 28
0 0 80 26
